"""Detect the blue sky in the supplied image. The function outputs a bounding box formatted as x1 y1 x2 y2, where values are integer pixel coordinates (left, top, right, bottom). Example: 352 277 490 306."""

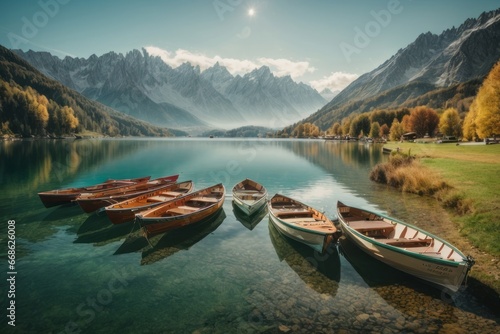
0 0 499 92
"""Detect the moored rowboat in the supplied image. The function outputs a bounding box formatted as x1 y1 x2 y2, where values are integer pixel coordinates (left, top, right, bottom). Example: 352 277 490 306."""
268 194 339 254
232 178 268 215
136 183 225 238
336 201 475 292
76 174 179 213
104 180 194 224
37 176 151 208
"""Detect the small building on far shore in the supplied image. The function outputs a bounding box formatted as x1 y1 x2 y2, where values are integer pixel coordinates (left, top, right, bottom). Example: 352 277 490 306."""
401 132 417 141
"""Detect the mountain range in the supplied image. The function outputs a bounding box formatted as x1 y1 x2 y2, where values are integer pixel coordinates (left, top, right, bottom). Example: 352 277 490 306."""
0 46 177 137
310 8 500 128
14 49 326 131
8 8 500 135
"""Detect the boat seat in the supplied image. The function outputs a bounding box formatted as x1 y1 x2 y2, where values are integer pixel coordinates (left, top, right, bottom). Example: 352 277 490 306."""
275 208 310 215
161 191 182 196
377 238 432 247
166 206 199 215
285 217 317 223
147 196 170 203
190 196 219 203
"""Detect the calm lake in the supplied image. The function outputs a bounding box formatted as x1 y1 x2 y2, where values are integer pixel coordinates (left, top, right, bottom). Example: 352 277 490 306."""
1 138 498 333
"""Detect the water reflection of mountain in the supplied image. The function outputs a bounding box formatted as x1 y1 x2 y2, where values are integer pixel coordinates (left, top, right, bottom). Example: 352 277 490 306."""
268 220 340 296
0 139 151 195
275 140 385 192
141 209 226 266
283 140 383 169
232 202 268 230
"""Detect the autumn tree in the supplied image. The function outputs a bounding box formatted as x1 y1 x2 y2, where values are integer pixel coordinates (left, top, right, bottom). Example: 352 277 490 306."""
389 118 404 141
408 106 440 137
341 117 352 136
369 122 380 138
462 100 478 140
379 124 390 138
60 106 79 133
439 108 462 137
349 113 370 137
328 122 342 135
401 114 411 133
474 61 500 138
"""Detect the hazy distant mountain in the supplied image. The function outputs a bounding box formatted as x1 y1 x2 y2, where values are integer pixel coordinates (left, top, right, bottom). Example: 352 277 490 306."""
15 49 326 129
204 66 326 127
319 88 339 101
186 62 326 127
326 9 500 110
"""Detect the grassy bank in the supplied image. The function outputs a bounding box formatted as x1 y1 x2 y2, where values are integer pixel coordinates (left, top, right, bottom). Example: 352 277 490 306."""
380 142 500 297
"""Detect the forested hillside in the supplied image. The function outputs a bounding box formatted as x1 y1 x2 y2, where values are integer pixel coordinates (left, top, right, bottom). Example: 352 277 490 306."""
0 45 175 137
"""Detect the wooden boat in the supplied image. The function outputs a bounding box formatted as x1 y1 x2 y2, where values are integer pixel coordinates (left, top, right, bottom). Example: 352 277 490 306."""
232 178 268 215
136 184 225 238
268 194 339 254
76 174 179 213
38 176 150 208
336 201 475 292
104 181 194 224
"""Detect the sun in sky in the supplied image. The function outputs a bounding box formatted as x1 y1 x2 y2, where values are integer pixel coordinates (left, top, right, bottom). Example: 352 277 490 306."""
248 8 256 17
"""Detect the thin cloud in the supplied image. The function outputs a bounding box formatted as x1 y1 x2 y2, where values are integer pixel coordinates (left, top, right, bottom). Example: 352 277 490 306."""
144 46 316 79
257 57 316 79
310 71 359 92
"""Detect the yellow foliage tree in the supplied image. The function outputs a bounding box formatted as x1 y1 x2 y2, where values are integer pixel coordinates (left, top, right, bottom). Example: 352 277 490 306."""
60 106 79 131
474 61 500 138
389 118 404 141
463 100 478 140
439 107 462 137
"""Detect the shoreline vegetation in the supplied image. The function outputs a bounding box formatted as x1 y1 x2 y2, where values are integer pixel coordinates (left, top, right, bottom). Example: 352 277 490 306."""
375 142 500 306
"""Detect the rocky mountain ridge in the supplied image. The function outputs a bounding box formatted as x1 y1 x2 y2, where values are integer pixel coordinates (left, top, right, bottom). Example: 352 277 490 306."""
15 49 326 130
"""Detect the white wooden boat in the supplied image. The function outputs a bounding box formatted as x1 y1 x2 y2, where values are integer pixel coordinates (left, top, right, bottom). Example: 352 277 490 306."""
336 201 475 292
268 194 339 254
232 178 268 215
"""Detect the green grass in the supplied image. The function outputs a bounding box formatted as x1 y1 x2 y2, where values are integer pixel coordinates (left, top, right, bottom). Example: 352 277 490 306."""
385 142 500 255
383 142 500 297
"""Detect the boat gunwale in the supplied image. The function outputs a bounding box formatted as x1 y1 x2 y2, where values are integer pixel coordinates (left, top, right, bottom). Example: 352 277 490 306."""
105 180 194 212
337 201 470 267
268 194 336 237
137 184 225 223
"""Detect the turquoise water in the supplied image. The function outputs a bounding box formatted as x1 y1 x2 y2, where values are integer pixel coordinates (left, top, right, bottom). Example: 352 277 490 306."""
0 138 498 333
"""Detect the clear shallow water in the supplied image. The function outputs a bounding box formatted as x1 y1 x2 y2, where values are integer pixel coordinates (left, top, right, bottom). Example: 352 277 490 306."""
0 138 498 333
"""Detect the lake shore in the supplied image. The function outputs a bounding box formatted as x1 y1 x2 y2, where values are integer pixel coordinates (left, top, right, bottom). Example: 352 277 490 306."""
383 142 500 308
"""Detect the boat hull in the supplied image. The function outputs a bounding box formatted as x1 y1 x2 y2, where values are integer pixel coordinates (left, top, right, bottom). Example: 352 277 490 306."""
267 194 338 254
232 194 267 215
77 175 179 213
38 176 150 208
337 202 473 292
137 184 225 238
105 181 194 224
269 214 331 254
232 179 268 215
